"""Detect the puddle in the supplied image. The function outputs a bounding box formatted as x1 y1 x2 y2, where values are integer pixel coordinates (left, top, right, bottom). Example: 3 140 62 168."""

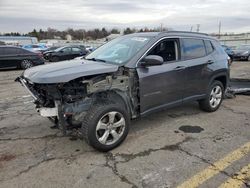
179 125 204 133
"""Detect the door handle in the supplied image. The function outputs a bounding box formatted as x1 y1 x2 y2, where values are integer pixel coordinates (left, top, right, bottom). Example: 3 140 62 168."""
207 60 214 65
174 66 186 71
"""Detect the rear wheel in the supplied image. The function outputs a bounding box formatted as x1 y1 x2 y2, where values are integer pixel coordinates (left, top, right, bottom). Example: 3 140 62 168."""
82 99 130 152
20 59 33 69
199 81 224 112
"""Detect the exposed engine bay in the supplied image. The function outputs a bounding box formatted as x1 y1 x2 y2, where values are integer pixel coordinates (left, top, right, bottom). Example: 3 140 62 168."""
16 67 139 134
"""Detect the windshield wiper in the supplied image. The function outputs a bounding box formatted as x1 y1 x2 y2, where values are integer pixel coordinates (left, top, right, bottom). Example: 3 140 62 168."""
85 58 106 62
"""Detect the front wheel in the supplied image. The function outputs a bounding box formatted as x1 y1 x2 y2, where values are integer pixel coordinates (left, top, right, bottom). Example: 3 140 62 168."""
199 81 224 112
82 100 130 152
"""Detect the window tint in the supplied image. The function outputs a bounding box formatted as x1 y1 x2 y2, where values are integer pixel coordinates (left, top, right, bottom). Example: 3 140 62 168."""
62 47 71 52
5 48 18 55
148 40 178 62
181 38 206 60
72 47 81 52
0 48 4 55
204 40 214 54
16 48 29 54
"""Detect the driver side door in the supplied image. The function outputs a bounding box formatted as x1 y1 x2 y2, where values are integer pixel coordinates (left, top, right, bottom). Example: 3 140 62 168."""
136 38 187 116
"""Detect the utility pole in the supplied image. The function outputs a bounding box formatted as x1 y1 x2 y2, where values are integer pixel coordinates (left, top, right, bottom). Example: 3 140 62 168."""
160 23 163 32
218 21 221 39
190 26 193 32
196 24 200 32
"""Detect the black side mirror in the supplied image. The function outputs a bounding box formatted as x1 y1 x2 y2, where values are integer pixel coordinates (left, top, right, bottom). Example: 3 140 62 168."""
140 55 164 67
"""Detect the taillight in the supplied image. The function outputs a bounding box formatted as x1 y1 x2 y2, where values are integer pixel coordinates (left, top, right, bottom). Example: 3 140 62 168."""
227 56 232 66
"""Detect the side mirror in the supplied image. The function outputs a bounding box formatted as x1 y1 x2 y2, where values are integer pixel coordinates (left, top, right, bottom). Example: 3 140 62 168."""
140 55 164 67
59 50 64 53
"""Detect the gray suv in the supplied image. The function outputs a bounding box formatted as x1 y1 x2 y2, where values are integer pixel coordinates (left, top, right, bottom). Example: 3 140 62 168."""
17 31 230 151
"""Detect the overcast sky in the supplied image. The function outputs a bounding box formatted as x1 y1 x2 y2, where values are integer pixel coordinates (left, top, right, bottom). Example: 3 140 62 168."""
0 0 250 33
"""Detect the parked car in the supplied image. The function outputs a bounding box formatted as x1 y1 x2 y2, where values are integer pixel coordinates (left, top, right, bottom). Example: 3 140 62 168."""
232 44 250 61
85 45 96 52
22 44 48 52
0 46 44 69
43 46 88 62
221 45 234 60
16 31 229 151
42 46 59 53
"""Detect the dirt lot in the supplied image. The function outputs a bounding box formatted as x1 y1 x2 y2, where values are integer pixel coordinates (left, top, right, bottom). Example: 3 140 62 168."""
0 61 250 188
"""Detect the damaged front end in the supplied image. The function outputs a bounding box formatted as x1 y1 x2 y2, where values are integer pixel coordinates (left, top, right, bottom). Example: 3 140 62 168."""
16 68 139 134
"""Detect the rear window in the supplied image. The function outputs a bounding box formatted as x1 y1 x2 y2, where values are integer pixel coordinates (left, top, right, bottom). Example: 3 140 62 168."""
181 38 206 60
204 40 214 54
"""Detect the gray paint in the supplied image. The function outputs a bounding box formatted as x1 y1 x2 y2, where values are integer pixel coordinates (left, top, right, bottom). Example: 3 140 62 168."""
23 59 119 83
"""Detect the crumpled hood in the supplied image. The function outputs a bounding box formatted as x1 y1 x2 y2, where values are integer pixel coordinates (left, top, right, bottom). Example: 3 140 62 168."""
23 59 119 83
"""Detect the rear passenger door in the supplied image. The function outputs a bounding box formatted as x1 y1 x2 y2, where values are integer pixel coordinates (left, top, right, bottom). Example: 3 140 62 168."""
180 38 214 101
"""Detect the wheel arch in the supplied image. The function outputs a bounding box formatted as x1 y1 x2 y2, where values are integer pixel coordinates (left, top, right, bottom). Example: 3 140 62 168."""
91 89 134 119
209 71 229 91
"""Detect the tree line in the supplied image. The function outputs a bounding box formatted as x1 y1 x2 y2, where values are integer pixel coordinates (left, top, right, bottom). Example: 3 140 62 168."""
0 27 171 41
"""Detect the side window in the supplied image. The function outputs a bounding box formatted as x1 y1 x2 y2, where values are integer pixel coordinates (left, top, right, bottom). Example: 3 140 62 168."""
181 38 206 60
72 47 81 52
16 48 28 54
5 48 18 55
148 39 179 62
204 40 214 54
62 48 71 53
0 48 4 55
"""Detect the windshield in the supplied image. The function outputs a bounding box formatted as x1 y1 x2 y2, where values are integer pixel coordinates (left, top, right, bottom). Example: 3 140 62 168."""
236 45 250 50
85 35 152 65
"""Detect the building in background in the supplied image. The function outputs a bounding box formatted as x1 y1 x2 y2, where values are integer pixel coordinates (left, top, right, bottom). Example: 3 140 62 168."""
215 33 250 48
0 36 38 46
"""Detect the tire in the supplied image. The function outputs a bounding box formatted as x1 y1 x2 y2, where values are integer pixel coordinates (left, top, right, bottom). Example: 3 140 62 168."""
20 59 33 69
199 81 224 112
51 56 59 62
82 99 130 152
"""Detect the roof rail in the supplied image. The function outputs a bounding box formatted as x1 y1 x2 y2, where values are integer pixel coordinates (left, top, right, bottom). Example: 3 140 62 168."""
161 31 209 36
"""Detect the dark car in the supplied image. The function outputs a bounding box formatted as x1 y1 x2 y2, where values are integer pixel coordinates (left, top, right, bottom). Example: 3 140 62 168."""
232 44 250 61
0 46 44 69
221 45 234 60
43 46 88 62
42 46 59 53
17 31 229 151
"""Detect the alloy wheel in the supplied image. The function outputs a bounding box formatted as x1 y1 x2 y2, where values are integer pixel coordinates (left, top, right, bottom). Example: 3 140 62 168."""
95 111 126 145
209 85 222 108
21 60 33 69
